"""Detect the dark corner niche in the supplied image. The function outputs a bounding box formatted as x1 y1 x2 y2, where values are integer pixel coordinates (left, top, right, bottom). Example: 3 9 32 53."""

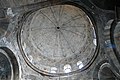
90 0 115 10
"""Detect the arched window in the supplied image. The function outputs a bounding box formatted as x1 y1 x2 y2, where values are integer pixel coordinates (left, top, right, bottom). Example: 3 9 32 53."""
50 67 57 73
93 39 97 46
64 64 71 73
7 8 15 17
77 61 84 69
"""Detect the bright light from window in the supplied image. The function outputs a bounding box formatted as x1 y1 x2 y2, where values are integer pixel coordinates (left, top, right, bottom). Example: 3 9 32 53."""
93 39 97 46
7 8 15 17
77 61 84 69
64 64 71 73
23 43 26 50
50 67 57 73
92 27 96 38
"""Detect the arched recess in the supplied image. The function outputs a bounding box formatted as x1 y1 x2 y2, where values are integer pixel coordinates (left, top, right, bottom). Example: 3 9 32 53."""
110 21 120 63
93 60 120 80
0 47 19 80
